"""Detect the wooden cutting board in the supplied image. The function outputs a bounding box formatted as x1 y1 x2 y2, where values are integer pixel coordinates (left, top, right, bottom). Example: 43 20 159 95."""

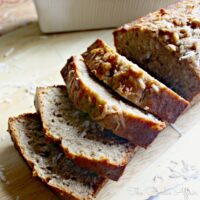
0 23 200 200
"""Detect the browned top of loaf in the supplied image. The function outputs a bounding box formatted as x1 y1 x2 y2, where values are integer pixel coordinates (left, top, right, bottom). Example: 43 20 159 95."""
82 39 189 123
115 0 200 68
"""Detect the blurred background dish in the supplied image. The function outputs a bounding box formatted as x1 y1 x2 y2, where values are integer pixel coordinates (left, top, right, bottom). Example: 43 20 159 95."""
33 0 179 33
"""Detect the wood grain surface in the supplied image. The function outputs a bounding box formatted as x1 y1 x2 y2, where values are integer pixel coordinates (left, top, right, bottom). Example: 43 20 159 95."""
0 23 200 200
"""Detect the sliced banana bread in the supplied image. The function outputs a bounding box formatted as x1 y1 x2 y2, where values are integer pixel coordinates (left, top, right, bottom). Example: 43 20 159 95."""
8 113 106 200
82 39 189 123
61 56 166 148
34 85 136 181
113 0 200 105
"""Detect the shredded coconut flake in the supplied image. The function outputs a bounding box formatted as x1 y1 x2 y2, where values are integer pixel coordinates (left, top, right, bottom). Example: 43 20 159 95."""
123 24 130 30
138 78 146 90
180 51 196 60
167 44 177 51
151 84 160 93
144 106 150 110
3 47 15 57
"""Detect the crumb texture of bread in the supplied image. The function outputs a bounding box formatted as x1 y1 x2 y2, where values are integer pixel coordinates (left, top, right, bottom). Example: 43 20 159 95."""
8 113 106 200
35 85 135 181
82 39 189 123
114 0 200 104
61 56 166 148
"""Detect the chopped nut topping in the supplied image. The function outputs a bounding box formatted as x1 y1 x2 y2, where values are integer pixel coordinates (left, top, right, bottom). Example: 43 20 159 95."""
151 84 160 92
123 24 130 30
104 62 112 70
173 18 185 26
172 32 180 43
191 17 200 28
138 78 146 90
95 56 101 61
159 9 167 16
103 52 111 61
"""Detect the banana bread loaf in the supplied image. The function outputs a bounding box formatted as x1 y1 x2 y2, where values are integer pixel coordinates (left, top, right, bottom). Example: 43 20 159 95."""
61 56 166 148
8 113 106 200
82 39 189 123
114 0 200 105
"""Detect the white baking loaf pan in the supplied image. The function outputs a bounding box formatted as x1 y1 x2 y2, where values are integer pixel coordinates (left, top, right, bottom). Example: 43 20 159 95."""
33 0 178 33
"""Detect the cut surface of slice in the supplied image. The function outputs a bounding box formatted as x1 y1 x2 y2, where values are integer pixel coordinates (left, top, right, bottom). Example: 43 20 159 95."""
61 56 166 148
35 85 135 181
82 39 189 123
8 113 106 200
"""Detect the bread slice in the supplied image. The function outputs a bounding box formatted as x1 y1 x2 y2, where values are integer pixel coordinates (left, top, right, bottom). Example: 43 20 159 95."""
113 0 200 105
34 85 135 181
8 113 106 200
82 39 189 123
61 56 166 148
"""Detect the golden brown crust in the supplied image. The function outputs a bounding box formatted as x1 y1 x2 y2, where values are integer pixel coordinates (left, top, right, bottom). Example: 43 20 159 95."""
35 85 135 181
61 57 166 148
82 39 189 123
8 113 106 200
